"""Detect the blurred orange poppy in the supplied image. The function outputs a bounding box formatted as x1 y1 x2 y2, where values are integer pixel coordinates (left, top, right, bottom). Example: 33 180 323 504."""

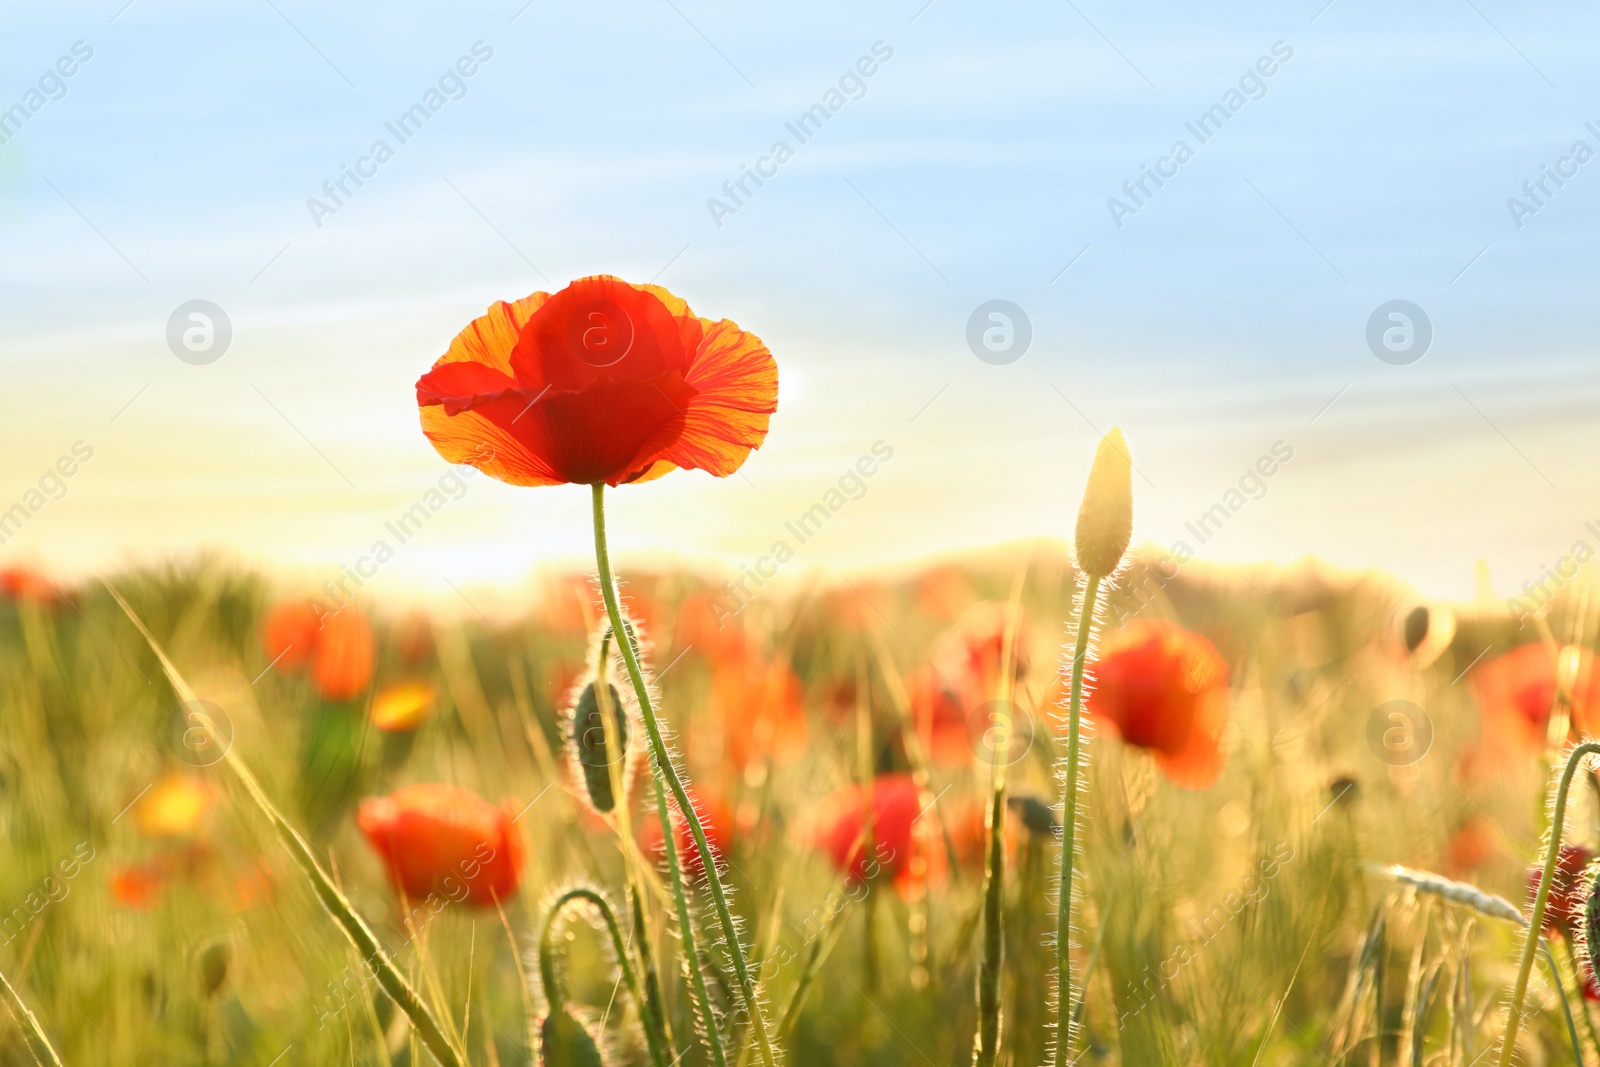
815 773 931 892
415 275 778 487
643 789 733 880
312 609 374 701
910 606 1030 766
262 600 321 671
709 652 807 770
1086 619 1230 789
1474 643 1600 751
261 601 374 701
357 783 524 906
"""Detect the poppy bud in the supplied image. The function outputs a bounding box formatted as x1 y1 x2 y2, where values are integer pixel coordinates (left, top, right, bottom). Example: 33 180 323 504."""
1074 427 1133 579
1402 606 1429 652
539 1007 605 1067
571 679 629 813
198 941 229 999
1006 794 1060 839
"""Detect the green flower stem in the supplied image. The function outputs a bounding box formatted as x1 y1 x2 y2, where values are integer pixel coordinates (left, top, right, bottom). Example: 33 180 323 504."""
1053 573 1103 1067
1499 740 1600 1067
591 483 778 1067
108 584 466 1067
974 576 1027 1067
657 780 728 1067
0 966 63 1067
539 887 669 1067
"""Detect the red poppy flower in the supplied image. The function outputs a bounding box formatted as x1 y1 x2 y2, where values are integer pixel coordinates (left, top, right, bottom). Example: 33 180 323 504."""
643 789 733 880
357 784 524 906
815 773 931 891
1527 844 1595 940
908 669 972 765
415 276 778 487
1086 619 1230 789
1475 643 1600 752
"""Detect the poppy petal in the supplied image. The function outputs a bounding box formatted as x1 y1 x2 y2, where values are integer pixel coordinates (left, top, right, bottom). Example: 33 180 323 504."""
655 318 778 477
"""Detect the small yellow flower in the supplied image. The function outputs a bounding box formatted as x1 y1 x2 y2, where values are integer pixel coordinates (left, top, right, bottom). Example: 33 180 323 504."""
134 774 213 839
369 681 437 732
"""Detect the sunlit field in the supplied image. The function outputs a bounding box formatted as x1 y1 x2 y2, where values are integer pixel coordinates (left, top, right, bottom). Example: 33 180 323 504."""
3 526 1597 1065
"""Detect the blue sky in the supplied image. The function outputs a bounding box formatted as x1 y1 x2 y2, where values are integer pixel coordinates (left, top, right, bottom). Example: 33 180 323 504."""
3 0 1598 603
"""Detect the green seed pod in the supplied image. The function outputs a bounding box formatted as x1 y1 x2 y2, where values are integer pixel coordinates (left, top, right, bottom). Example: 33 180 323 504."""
571 679 628 813
1006 794 1060 839
1074 427 1133 579
539 1007 605 1067
198 940 229 999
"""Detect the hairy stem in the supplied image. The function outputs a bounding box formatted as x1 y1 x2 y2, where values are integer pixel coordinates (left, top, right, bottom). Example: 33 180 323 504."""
1499 741 1600 1067
657 780 728 1067
539 887 669 1067
592 483 775 1065
1053 573 1103 1067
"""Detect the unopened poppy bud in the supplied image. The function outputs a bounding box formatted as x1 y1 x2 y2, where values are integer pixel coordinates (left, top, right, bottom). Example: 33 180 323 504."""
571 679 629 813
1074 427 1133 579
1403 606 1430 653
539 1007 605 1066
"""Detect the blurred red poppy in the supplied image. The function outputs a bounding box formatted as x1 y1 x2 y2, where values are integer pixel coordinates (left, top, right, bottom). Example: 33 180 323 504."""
357 783 524 906
1527 844 1595 940
909 605 1031 766
1444 815 1494 876
816 773 931 891
1086 619 1230 789
915 564 976 622
0 566 59 604
1474 643 1600 752
415 275 778 488
643 789 733 880
110 863 165 910
710 652 807 770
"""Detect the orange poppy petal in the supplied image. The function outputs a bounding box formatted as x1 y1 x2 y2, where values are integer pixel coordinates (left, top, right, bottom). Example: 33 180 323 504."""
437 294 549 374
418 405 566 487
653 318 778 477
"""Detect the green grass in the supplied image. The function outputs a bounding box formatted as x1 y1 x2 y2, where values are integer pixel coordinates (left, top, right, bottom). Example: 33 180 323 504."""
0 551 1588 1065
